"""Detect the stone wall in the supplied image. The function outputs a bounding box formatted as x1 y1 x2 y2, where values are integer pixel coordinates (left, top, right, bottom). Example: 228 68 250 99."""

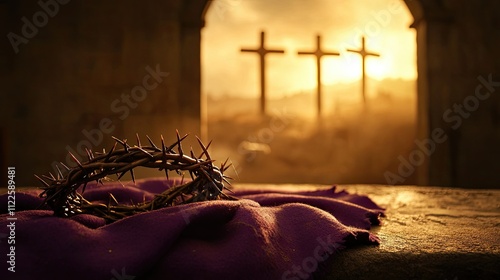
406 0 500 188
0 0 208 186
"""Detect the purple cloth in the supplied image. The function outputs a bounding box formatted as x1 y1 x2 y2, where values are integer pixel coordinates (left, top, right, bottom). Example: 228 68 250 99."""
0 178 383 280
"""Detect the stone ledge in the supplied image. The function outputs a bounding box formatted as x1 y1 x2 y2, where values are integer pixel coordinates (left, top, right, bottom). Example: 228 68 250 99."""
321 249 499 280
237 184 500 280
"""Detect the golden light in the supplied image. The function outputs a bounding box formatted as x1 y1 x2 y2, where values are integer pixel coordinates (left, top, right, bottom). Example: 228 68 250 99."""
367 57 390 80
202 0 417 104
201 0 420 185
323 54 361 84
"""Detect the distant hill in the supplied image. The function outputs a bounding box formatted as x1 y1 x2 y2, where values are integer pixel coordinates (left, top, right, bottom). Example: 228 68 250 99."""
205 77 418 185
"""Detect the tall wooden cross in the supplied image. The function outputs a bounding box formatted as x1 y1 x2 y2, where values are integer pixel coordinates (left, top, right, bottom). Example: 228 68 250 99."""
241 31 285 115
298 35 340 117
347 36 380 104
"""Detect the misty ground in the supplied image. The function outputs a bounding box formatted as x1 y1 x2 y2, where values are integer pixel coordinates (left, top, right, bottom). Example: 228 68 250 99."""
206 83 417 185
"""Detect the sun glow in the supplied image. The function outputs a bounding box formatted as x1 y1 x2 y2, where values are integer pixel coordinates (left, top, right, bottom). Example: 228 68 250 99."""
323 54 361 84
202 0 417 101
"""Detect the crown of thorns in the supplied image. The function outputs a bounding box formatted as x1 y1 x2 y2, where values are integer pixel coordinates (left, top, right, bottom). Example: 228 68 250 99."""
36 132 235 223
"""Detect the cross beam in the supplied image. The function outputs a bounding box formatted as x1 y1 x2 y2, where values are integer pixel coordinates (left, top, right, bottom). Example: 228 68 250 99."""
298 35 340 117
347 36 380 104
241 31 285 115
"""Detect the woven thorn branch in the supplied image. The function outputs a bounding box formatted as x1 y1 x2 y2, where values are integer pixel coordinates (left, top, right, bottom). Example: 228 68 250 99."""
35 131 236 223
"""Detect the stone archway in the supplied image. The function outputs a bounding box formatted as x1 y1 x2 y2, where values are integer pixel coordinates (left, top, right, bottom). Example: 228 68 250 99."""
178 0 212 141
403 0 500 188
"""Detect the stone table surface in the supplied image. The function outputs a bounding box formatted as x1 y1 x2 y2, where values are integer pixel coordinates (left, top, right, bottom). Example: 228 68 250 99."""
234 184 500 280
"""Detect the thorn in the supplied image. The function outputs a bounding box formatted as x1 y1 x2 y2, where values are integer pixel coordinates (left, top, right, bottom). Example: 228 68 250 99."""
146 135 160 151
111 136 128 148
122 139 129 153
105 142 117 162
222 176 234 185
109 193 119 205
160 135 169 170
229 159 240 180
117 180 125 188
136 133 142 148
221 157 229 168
60 162 70 171
34 174 50 187
222 162 233 173
117 171 127 181
48 172 56 180
205 140 212 150
82 182 88 194
221 157 230 172
41 174 54 181
55 165 64 180
85 148 93 162
68 151 84 170
136 146 153 158
222 177 232 187
161 134 166 156
130 168 136 184
190 146 197 160
176 129 184 156
167 133 189 152
196 136 212 161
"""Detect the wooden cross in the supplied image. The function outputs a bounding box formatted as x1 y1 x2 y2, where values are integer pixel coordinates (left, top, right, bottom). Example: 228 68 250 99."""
241 31 285 115
347 36 380 104
298 35 340 117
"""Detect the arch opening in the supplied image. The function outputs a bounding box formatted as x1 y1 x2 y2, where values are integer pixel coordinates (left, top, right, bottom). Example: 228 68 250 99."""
201 0 418 185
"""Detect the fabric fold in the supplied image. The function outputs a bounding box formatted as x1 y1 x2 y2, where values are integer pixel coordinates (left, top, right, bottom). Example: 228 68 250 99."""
0 178 383 280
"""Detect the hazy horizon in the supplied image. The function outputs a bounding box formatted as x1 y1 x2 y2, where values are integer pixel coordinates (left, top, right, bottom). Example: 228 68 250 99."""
206 76 416 100
206 77 416 120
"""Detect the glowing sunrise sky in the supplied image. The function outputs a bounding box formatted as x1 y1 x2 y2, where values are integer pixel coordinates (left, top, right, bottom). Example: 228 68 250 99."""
201 0 416 99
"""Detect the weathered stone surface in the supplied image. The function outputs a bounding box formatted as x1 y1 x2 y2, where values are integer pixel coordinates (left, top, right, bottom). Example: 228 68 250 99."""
323 185 500 280
237 184 500 279
0 0 210 186
405 0 500 188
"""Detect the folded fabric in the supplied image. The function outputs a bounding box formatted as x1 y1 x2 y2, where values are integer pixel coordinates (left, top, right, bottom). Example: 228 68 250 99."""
0 178 383 280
